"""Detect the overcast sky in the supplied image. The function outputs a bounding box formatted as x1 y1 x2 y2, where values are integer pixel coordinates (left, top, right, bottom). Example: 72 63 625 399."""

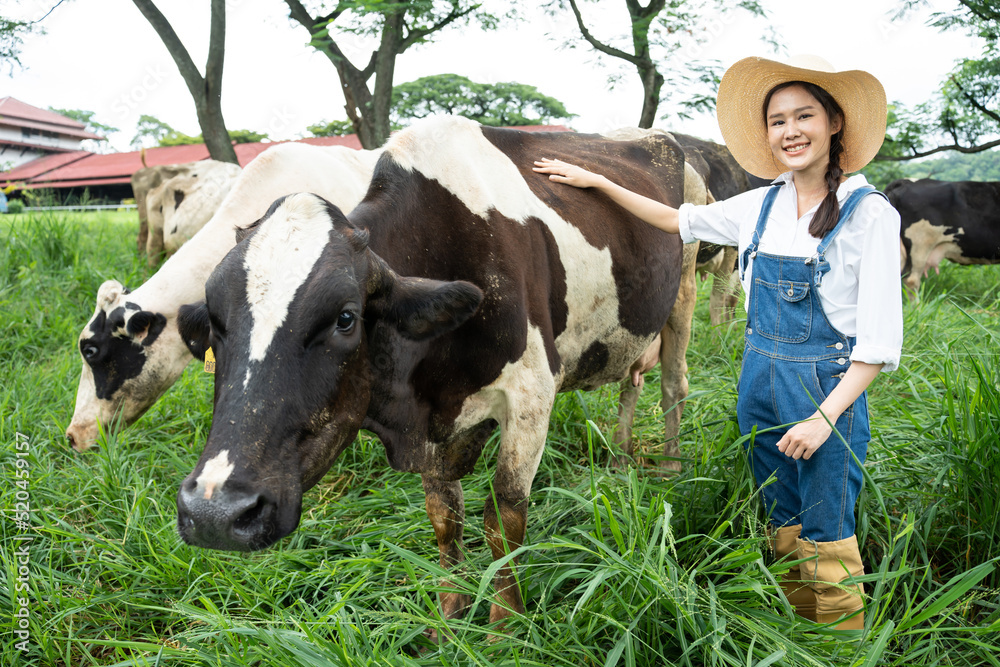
4 0 976 153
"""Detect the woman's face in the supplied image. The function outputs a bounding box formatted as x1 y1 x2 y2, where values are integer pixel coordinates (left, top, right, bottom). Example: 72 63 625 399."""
766 84 842 177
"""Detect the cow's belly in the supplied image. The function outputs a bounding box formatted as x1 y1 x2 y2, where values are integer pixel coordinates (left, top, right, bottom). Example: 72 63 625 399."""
557 328 657 391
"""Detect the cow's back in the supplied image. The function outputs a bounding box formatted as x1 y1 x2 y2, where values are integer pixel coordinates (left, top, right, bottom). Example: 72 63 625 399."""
353 118 684 397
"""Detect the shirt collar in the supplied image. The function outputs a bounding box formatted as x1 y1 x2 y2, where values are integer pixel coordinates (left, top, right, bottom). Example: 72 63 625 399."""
772 171 872 202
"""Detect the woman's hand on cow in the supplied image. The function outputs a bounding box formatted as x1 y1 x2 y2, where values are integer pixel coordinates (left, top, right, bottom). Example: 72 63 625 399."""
775 410 834 460
533 158 606 189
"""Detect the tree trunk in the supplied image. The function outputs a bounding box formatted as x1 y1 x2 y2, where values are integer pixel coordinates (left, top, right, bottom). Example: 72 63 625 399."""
131 0 238 164
637 65 664 129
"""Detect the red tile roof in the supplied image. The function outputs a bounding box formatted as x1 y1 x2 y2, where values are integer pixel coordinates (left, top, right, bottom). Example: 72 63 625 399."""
1 125 572 190
0 150 91 183
0 96 103 140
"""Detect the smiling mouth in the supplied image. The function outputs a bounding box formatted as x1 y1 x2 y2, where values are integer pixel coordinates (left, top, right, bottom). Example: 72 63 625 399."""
784 143 810 155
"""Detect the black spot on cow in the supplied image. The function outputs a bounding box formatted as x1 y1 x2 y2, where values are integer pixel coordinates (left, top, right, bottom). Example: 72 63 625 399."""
84 308 167 400
568 340 610 389
174 190 186 208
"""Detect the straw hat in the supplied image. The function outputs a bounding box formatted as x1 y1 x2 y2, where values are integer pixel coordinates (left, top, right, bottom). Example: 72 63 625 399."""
716 55 887 179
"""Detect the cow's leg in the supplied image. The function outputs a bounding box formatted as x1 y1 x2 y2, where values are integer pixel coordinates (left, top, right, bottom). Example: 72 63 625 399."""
422 474 469 640
708 247 738 326
612 332 660 467
136 200 149 256
484 357 554 627
658 243 698 472
612 376 641 466
146 213 166 269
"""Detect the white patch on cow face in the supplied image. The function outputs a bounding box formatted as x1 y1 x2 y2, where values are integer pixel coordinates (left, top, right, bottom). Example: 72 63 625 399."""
196 449 235 500
385 116 647 383
242 194 335 385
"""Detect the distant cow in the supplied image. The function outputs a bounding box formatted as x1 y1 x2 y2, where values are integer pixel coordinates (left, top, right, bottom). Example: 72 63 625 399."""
675 133 771 326
131 162 200 255
145 161 242 266
66 143 381 451
175 117 686 629
887 178 1000 295
609 131 770 462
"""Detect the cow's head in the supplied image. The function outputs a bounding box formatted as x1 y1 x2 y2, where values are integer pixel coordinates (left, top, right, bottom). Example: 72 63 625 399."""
175 193 482 552
66 280 186 451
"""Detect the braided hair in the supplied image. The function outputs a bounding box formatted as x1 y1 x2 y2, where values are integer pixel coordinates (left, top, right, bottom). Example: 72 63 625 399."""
763 81 846 239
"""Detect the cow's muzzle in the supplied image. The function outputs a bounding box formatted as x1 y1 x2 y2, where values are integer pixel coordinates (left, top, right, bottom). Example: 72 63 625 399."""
176 480 296 552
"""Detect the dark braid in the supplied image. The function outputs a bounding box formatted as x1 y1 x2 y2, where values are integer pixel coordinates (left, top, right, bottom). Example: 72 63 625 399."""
811 127 844 238
763 81 846 238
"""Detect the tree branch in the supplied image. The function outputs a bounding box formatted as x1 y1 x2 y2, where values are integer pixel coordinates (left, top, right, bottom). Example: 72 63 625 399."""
566 0 639 65
956 0 1000 25
951 74 1000 124
131 0 203 93
399 4 479 53
205 0 226 92
875 138 1000 161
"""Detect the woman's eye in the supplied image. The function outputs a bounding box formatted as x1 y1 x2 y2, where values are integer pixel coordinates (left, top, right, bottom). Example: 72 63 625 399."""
336 311 356 332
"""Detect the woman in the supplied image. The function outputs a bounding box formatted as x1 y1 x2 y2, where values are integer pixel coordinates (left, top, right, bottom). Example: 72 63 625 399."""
533 55 903 631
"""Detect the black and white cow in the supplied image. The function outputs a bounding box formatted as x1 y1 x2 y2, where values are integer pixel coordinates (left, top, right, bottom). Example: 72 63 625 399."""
886 178 1000 296
132 162 197 255
175 116 686 628
66 143 380 451
145 160 242 266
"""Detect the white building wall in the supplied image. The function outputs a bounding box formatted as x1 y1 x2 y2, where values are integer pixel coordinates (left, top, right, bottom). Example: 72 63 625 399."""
0 125 89 170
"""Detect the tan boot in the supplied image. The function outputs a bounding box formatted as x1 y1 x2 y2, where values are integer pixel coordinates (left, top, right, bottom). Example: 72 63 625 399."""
797 534 865 631
769 524 816 621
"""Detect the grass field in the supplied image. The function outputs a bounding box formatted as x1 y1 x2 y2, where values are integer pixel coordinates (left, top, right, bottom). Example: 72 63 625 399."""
1 210 998 666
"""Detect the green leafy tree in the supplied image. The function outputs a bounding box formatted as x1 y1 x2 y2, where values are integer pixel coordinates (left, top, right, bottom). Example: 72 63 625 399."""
391 74 574 127
131 0 238 164
546 0 769 128
157 128 267 146
228 129 269 144
131 114 175 148
306 119 356 136
879 1 1000 162
284 0 511 149
158 130 203 146
1 15 36 72
47 108 118 138
0 0 62 73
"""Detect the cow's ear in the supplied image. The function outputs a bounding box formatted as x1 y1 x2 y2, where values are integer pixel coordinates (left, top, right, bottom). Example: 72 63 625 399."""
370 273 483 342
178 302 211 361
126 310 167 346
96 280 125 312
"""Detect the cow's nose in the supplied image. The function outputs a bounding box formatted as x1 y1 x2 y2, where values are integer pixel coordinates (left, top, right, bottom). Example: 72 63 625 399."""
177 480 279 552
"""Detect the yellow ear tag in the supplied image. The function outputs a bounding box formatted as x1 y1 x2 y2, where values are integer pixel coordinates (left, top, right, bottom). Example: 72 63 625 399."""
204 347 216 374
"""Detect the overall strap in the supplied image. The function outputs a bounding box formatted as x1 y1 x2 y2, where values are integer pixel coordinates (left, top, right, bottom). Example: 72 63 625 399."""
740 183 782 280
812 186 889 286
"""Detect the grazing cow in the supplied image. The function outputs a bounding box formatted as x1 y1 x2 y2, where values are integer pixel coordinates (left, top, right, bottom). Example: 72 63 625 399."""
131 162 197 255
145 161 242 266
175 116 686 628
886 178 1000 296
66 143 380 451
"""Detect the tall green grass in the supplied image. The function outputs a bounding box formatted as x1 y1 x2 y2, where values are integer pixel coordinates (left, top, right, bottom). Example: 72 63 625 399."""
1 211 998 666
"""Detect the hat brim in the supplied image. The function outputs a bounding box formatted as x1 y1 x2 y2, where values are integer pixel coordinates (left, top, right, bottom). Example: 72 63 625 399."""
716 57 887 179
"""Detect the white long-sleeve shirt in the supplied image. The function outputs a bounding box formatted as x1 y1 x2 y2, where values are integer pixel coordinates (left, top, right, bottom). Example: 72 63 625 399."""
678 172 903 372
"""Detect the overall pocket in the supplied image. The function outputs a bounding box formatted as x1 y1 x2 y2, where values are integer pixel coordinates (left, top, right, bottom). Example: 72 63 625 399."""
752 278 812 343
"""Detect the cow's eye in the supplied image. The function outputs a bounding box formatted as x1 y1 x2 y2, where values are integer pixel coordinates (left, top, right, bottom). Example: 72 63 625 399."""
335 311 356 332
81 342 99 360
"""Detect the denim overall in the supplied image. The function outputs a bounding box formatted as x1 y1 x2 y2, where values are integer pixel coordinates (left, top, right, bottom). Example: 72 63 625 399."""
736 184 885 543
